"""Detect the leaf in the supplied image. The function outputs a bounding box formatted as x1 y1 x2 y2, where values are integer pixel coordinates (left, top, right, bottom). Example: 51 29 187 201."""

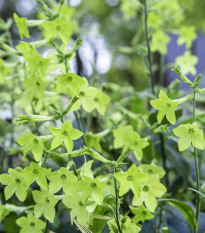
188 187 205 199
73 219 93 233
159 199 197 231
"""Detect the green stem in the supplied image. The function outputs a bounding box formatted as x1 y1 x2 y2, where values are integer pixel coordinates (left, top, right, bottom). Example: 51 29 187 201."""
143 0 155 95
113 168 123 233
62 97 79 115
193 90 200 223
69 154 78 177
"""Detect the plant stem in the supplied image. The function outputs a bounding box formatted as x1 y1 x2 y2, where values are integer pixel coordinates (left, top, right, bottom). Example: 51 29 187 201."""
113 168 123 233
192 90 200 223
143 0 155 95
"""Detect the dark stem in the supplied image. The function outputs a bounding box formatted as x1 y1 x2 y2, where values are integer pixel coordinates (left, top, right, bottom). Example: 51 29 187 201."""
114 168 123 233
143 0 155 95
159 133 169 186
193 90 200 223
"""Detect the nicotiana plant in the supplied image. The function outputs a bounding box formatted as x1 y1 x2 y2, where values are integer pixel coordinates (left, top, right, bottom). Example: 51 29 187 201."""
0 0 204 233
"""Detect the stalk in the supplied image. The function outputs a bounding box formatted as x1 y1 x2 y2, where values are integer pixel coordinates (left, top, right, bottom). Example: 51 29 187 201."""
143 0 155 95
113 168 123 233
192 90 200 223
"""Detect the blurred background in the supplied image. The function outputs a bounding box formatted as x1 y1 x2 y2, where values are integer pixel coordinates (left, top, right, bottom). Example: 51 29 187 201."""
1 0 205 92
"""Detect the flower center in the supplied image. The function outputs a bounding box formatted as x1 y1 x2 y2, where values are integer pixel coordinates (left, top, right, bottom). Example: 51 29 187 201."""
56 25 61 31
33 138 39 144
166 103 171 108
60 174 66 179
127 175 133 181
45 198 50 203
15 178 21 183
36 82 40 86
188 128 194 133
67 76 73 81
94 98 98 102
142 211 147 215
30 222 35 227
79 91 85 97
143 185 149 192
90 182 97 188
33 169 39 174
148 169 153 174
78 201 84 207
62 130 68 136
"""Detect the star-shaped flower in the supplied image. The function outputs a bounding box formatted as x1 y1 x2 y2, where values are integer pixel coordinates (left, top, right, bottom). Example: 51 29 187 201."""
47 167 78 194
17 131 45 162
0 169 28 201
32 189 60 223
49 120 83 153
63 189 95 227
150 90 179 124
22 162 51 190
129 205 154 223
114 164 148 196
173 123 205 151
138 164 165 178
132 175 166 212
16 213 46 233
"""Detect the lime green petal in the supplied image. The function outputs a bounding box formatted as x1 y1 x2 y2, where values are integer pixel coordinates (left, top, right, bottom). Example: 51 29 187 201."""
157 108 166 123
166 108 176 124
192 130 205 150
4 184 16 200
159 90 169 102
70 129 83 140
17 134 32 146
0 174 13 185
63 136 74 153
16 186 27 201
44 204 55 223
62 120 73 131
173 125 188 137
32 190 44 203
150 183 166 197
48 127 61 135
150 99 163 110
51 135 63 149
119 183 131 196
49 180 62 194
144 193 157 212
32 143 44 162
36 173 48 190
178 134 191 151
82 97 95 113
34 203 46 218
16 217 27 227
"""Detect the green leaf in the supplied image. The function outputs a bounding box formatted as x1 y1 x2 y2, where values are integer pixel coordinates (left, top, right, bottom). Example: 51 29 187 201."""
159 199 197 232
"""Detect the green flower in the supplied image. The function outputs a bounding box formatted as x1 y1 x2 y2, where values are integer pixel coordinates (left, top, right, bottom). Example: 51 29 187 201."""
150 90 179 124
22 162 51 190
17 131 45 162
85 132 102 152
132 175 166 212
19 77 45 107
108 217 141 233
0 168 28 201
151 30 170 55
49 120 83 153
130 205 154 223
42 18 74 45
32 189 60 223
114 164 148 196
74 176 105 205
56 73 85 95
175 51 198 75
92 89 110 115
128 132 149 161
138 164 165 178
173 123 205 151
16 42 38 60
63 189 95 227
47 167 78 194
113 125 135 148
113 125 148 161
16 213 46 233
0 59 11 84
177 26 197 48
13 13 30 39
70 78 99 112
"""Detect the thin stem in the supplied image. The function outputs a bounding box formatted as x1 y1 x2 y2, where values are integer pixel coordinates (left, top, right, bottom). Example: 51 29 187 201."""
193 90 200 223
69 154 78 177
113 168 123 233
143 0 155 95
